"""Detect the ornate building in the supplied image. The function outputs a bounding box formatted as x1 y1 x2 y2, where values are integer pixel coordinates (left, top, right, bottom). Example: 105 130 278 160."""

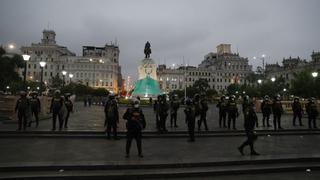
21 30 122 93
265 52 320 86
157 44 253 93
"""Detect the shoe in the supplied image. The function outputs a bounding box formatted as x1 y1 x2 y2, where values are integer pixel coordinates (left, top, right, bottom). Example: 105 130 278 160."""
267 125 272 127
138 154 144 158
233 128 237 130
64 126 68 128
300 124 304 126
278 127 284 130
187 139 195 142
51 128 56 131
125 154 130 158
114 137 120 140
106 136 111 140
238 147 244 155
28 122 31 127
174 125 178 128
251 151 260 156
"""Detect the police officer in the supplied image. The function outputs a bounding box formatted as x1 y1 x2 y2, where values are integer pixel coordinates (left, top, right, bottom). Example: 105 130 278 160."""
238 101 260 156
154 95 161 131
243 95 258 127
184 98 196 142
64 93 74 128
50 90 64 131
170 94 180 128
272 95 284 130
198 93 209 131
292 97 303 126
28 91 41 128
158 94 169 133
104 93 119 139
217 95 228 128
15 91 30 131
261 95 272 127
306 97 319 129
227 95 239 130
123 98 146 158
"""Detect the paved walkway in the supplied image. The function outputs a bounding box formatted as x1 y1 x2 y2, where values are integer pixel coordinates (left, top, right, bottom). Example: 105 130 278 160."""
0 102 314 132
1 134 320 166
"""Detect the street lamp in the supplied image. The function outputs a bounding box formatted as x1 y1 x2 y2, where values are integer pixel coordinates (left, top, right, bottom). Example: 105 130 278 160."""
271 77 276 82
283 88 287 92
8 44 15 49
62 70 67 87
69 73 73 83
22 54 30 90
257 79 262 84
312 72 318 78
39 61 46 95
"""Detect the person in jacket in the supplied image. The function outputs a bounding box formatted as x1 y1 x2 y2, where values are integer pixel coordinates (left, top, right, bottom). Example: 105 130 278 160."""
306 97 319 129
50 90 64 131
15 91 30 131
272 95 284 130
123 98 146 158
184 98 196 142
217 95 228 128
261 95 272 127
291 97 303 126
104 93 119 140
64 93 74 128
28 91 41 127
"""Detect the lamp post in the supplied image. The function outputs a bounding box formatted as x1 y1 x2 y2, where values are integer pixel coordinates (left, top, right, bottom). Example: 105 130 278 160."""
271 77 276 82
22 54 30 90
39 61 46 95
257 79 262 84
312 72 318 78
62 70 67 87
69 73 73 83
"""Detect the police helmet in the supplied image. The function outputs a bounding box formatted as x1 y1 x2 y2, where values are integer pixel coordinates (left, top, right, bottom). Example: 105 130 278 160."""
221 95 226 100
185 98 193 105
264 95 269 99
30 91 38 96
20 91 27 96
109 93 115 99
294 97 299 101
54 90 61 95
230 95 236 99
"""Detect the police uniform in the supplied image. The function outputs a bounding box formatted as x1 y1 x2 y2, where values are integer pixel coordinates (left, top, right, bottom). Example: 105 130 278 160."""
123 105 146 157
170 96 180 128
217 97 228 128
184 99 196 142
198 96 209 131
261 98 272 127
29 94 41 127
50 95 64 130
104 97 119 139
291 98 303 126
158 95 169 133
272 98 284 130
15 94 30 130
306 100 319 129
227 98 239 130
64 96 74 128
238 103 259 156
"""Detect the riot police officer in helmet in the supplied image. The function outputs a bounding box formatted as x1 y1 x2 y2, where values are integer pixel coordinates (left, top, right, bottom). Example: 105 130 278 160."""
50 90 64 131
184 98 196 142
104 93 119 140
28 91 41 128
123 98 146 158
15 91 30 131
292 97 303 126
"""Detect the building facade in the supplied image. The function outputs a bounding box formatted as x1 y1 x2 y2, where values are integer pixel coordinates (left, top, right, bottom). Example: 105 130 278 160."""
265 52 320 86
21 30 121 93
157 44 253 93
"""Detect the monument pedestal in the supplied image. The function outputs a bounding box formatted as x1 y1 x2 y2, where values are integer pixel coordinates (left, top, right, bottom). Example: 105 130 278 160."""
132 58 162 99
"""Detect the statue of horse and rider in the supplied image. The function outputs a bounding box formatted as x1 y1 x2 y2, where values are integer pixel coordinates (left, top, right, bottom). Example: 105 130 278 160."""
144 41 152 59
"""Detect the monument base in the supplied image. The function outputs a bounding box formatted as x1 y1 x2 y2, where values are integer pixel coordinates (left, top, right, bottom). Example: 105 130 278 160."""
132 76 162 99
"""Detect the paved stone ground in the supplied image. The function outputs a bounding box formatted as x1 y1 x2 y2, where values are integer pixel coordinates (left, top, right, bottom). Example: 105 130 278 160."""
0 102 313 132
1 135 320 165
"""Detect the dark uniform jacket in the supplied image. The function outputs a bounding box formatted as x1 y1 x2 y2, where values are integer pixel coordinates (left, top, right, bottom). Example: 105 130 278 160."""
272 100 283 115
50 97 64 113
104 99 119 123
200 99 209 114
227 100 239 117
123 107 146 131
292 101 303 114
216 100 228 113
65 99 73 112
170 100 180 113
184 105 196 124
158 100 169 117
306 102 319 118
261 100 272 114
244 106 258 131
15 97 30 113
30 97 41 112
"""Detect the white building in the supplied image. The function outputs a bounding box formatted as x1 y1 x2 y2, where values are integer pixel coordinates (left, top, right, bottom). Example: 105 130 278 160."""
21 30 121 93
157 44 253 93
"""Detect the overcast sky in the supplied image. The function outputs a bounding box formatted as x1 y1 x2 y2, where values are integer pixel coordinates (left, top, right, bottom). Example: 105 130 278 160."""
1 0 320 80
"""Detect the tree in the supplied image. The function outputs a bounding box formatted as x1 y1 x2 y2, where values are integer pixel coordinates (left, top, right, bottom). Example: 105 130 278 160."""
50 74 64 89
0 49 25 91
291 70 320 98
193 78 210 92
